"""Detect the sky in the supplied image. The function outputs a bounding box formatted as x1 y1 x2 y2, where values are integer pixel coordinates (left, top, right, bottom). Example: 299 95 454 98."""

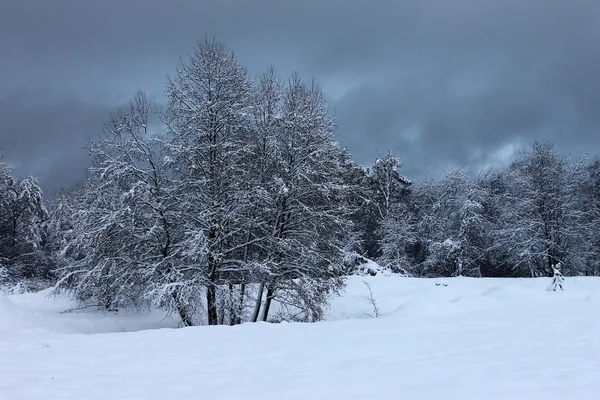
1 0 599 196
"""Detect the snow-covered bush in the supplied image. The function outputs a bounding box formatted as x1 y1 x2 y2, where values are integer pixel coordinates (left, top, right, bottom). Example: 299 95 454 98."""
352 260 392 277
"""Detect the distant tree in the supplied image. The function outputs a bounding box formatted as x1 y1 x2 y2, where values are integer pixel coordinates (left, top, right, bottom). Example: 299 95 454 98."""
581 158 600 275
0 263 8 286
46 181 97 269
336 150 372 270
371 152 412 219
493 142 590 276
0 153 50 283
357 152 411 259
377 201 418 274
379 165 491 277
425 167 482 276
474 170 518 277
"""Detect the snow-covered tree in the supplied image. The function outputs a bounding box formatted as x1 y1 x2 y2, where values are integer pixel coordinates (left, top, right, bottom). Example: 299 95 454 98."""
378 201 418 274
0 264 8 286
473 170 517 277
581 158 600 276
250 73 352 322
49 39 359 326
379 145 596 278
46 181 97 267
416 167 486 276
164 38 257 325
245 66 285 322
371 153 412 219
0 153 50 282
355 152 412 259
494 142 590 277
53 92 201 323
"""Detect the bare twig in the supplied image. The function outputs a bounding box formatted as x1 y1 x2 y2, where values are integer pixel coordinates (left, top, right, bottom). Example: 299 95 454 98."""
59 304 117 314
362 280 380 318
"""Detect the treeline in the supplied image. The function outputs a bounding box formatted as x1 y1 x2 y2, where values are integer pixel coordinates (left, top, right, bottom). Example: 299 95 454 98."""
0 156 54 290
376 145 600 278
1 39 599 326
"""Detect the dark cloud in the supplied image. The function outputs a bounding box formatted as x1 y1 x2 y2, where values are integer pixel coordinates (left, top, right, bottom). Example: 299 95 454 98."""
1 0 599 195
0 89 113 195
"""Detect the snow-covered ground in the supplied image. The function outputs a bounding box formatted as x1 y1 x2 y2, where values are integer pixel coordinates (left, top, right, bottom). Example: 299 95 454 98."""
2 275 599 399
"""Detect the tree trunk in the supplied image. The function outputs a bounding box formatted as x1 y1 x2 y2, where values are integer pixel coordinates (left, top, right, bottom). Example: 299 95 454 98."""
251 282 265 322
235 283 246 325
261 284 275 322
546 253 555 277
172 292 193 327
234 230 251 325
227 283 237 326
165 260 193 327
206 284 218 325
218 292 225 325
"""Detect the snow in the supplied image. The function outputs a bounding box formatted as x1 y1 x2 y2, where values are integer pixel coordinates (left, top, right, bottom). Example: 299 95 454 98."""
2 276 600 399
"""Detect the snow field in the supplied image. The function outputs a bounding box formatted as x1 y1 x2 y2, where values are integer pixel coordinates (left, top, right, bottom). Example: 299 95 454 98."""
1 275 599 399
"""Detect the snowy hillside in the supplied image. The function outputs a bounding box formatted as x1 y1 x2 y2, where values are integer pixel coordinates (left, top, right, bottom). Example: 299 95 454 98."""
2 275 599 399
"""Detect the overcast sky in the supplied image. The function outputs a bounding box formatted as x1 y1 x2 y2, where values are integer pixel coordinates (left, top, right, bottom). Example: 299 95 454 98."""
1 0 599 195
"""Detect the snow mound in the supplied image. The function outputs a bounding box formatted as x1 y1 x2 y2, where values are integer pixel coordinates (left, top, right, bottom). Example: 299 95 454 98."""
351 259 392 277
327 275 600 321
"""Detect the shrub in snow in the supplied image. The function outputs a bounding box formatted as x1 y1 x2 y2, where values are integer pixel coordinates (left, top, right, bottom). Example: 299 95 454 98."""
342 252 369 274
362 280 380 318
547 264 565 291
6 281 27 295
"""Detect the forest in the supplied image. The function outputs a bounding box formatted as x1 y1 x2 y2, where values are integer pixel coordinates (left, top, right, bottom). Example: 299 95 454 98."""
1 39 599 326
